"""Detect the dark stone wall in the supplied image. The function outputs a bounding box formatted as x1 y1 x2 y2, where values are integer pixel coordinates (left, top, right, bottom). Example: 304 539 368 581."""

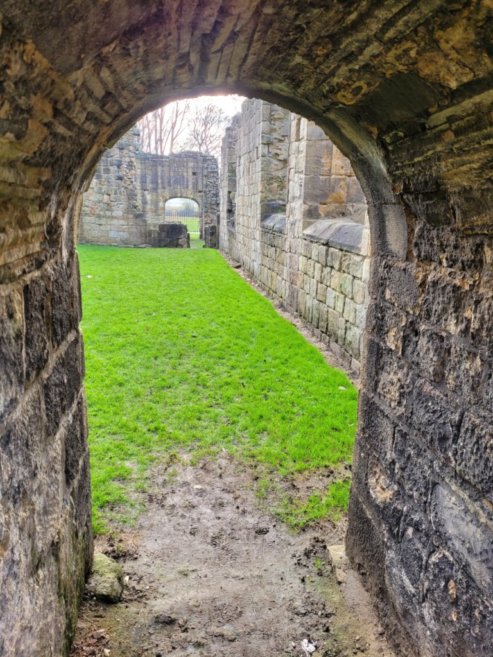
79 129 219 245
0 2 491 656
347 223 493 657
0 250 92 657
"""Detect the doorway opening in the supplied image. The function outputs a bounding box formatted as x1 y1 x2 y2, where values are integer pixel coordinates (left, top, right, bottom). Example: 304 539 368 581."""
164 197 200 239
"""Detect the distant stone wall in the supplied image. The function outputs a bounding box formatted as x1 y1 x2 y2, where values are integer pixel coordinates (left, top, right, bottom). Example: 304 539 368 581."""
220 100 370 373
79 129 219 246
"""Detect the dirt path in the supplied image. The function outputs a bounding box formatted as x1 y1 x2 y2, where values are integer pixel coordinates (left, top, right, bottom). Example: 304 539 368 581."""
71 456 394 657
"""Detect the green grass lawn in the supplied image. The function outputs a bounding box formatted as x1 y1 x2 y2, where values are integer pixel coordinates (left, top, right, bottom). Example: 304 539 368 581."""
78 245 358 533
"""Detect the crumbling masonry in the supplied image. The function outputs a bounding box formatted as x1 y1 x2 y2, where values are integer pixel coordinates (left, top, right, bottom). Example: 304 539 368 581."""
79 128 219 246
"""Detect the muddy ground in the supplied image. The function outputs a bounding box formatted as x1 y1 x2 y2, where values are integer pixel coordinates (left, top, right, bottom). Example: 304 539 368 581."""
71 455 394 657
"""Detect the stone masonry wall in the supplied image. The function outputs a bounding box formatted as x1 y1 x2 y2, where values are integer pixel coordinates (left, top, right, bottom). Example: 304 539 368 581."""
79 129 219 246
0 4 491 657
0 249 92 657
221 100 370 373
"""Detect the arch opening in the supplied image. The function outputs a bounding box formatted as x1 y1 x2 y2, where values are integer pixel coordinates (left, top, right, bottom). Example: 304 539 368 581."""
164 197 200 239
0 5 492 657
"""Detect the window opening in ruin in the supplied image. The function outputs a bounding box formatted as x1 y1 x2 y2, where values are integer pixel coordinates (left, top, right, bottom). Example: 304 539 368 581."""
164 197 200 238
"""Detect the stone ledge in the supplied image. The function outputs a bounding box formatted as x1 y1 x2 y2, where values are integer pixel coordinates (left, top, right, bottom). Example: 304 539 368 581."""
261 213 286 233
303 218 368 254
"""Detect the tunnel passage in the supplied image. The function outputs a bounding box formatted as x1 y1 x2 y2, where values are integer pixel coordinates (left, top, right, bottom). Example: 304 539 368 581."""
0 2 492 656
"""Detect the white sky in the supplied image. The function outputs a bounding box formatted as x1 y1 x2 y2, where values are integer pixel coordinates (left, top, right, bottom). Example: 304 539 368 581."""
181 94 245 117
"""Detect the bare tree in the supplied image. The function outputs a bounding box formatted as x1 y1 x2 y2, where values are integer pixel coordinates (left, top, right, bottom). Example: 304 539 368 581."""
137 101 190 155
182 104 227 159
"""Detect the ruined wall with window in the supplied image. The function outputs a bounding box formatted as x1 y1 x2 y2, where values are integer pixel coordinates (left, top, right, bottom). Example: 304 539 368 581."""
79 129 219 246
220 100 370 373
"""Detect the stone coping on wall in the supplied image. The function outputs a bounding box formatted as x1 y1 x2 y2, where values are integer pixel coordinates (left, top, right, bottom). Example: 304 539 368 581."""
261 213 287 233
303 218 369 255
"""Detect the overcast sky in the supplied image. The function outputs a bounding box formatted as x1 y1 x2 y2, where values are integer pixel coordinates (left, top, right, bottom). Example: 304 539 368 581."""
187 94 245 117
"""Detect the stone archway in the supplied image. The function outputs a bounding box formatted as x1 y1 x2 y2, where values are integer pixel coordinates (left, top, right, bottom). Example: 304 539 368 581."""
0 3 491 657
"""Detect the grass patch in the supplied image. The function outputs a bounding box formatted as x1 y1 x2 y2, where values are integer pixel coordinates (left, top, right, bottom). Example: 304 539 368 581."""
78 245 358 533
276 479 351 530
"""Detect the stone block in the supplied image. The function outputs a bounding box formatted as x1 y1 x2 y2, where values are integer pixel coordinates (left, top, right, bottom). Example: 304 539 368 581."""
44 337 84 438
86 553 124 603
51 255 81 348
345 323 360 358
319 304 328 333
322 266 332 286
309 276 317 298
343 298 356 324
204 224 218 248
331 269 341 292
453 410 493 495
341 273 353 298
327 308 339 336
431 483 493 595
316 245 327 265
0 286 25 421
302 240 312 257
423 274 472 335
413 329 451 384
410 378 463 456
445 341 484 405
312 300 320 328
359 394 396 461
331 146 352 176
64 395 89 487
298 289 306 315
154 223 190 248
316 282 327 303
23 274 51 381
383 263 425 315
328 247 342 270
348 254 364 279
353 278 367 304
304 296 313 323
335 292 345 314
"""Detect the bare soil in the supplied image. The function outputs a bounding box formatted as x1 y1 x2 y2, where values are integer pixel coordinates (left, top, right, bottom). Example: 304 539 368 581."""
71 455 394 657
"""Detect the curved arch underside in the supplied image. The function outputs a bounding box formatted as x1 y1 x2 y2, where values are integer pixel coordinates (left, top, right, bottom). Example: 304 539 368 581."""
0 2 492 657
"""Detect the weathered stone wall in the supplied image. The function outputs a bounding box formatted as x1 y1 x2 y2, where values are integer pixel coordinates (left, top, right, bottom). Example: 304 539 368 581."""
0 250 92 657
221 100 370 372
79 129 219 246
0 3 491 656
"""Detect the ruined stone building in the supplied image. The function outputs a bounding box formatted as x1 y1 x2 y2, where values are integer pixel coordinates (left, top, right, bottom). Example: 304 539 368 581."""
79 127 219 246
0 3 491 657
81 100 370 371
219 100 370 373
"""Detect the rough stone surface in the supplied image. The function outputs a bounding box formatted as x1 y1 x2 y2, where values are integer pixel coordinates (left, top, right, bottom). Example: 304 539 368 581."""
79 128 219 246
0 3 491 657
153 222 189 248
203 224 218 249
86 553 124 603
220 100 370 370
